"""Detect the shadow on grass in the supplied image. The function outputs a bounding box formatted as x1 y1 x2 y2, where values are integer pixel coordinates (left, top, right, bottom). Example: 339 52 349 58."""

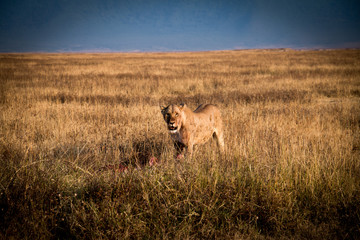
98 137 167 173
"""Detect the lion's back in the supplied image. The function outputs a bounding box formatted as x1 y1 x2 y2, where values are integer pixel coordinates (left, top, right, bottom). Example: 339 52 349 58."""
194 104 219 113
194 104 222 120
185 104 223 145
191 104 223 130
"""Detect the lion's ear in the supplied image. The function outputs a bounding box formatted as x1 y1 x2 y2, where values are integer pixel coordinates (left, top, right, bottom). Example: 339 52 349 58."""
179 103 186 110
160 105 167 114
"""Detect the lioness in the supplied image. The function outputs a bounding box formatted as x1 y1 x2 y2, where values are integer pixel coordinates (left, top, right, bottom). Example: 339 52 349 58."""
161 103 225 158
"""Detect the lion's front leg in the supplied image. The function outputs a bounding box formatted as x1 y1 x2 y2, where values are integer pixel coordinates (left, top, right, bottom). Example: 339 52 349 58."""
185 143 194 159
174 141 186 159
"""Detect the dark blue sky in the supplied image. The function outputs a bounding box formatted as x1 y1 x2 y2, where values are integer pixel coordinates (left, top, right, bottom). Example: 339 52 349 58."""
1 0 360 52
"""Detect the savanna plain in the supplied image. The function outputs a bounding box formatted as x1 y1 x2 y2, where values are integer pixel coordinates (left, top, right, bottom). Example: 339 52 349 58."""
0 49 359 239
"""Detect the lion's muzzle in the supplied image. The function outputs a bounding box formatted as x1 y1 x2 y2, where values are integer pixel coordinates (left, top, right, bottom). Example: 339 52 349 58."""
168 123 178 131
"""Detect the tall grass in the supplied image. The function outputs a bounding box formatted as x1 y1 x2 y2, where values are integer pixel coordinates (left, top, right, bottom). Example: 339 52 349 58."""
1 49 359 239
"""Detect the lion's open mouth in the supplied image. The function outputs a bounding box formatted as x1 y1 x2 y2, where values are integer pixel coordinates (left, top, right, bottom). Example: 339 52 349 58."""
168 126 178 131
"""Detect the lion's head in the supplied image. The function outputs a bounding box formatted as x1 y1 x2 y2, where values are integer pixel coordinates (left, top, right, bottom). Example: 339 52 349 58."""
160 103 186 133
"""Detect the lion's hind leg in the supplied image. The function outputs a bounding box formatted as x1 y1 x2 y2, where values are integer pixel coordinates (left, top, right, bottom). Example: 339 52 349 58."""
213 129 225 153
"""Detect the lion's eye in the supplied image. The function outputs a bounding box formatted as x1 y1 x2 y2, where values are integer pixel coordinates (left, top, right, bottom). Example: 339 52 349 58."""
175 113 179 117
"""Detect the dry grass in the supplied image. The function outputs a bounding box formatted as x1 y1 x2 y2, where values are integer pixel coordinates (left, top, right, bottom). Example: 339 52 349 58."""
1 49 360 239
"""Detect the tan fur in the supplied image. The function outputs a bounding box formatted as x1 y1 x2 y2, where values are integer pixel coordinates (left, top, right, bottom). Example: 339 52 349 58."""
161 103 225 158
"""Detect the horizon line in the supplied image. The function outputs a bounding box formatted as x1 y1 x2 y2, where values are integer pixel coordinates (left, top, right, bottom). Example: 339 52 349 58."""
1 46 360 54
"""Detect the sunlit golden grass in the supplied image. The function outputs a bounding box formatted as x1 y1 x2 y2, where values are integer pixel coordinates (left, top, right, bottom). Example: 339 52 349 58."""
1 49 359 239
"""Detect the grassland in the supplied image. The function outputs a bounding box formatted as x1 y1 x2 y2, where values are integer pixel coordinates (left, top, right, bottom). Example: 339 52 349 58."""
0 49 359 239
